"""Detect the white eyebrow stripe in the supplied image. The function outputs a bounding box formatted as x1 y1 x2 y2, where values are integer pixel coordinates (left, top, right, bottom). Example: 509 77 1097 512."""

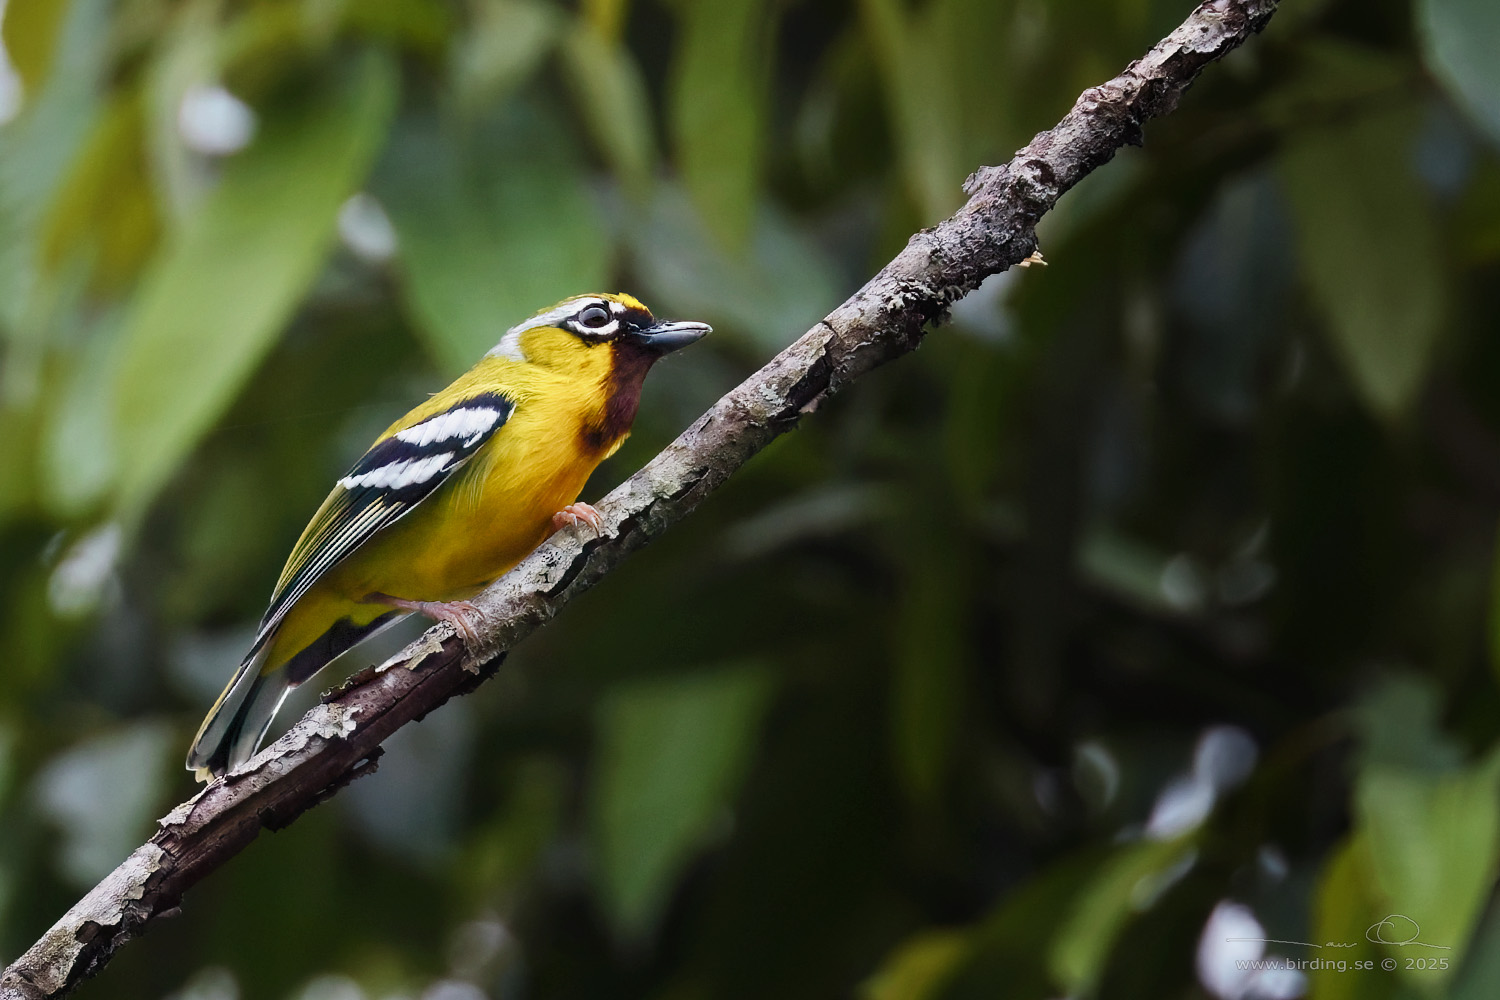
486 297 612 357
509 302 587 336
550 299 603 327
489 328 527 361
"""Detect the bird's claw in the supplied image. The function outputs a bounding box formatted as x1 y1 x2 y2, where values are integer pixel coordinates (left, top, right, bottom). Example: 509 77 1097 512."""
428 600 482 648
552 502 605 537
367 594 483 652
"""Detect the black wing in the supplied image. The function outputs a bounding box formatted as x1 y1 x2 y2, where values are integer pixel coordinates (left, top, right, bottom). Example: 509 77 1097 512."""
248 391 516 655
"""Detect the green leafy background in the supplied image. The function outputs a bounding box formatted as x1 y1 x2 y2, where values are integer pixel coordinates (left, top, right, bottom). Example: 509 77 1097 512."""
1 0 1499 998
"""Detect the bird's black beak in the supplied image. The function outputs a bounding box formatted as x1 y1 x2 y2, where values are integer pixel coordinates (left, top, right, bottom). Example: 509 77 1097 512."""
631 319 711 353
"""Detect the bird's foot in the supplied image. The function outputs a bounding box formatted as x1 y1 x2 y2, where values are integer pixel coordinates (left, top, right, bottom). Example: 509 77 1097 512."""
366 593 482 648
552 502 605 537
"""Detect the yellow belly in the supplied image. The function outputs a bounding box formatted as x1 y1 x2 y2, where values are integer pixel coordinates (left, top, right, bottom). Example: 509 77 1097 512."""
265 403 611 669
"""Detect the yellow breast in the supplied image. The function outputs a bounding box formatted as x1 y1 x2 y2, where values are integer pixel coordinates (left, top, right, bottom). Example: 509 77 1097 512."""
322 350 622 603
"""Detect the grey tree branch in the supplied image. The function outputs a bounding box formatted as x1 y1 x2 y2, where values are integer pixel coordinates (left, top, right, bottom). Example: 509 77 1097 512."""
0 2 1279 994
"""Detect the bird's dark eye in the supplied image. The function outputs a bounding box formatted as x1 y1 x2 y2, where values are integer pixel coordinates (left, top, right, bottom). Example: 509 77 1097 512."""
578 305 611 329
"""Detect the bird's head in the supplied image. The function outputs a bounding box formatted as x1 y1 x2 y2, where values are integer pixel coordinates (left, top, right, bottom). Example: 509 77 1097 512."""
487 293 710 371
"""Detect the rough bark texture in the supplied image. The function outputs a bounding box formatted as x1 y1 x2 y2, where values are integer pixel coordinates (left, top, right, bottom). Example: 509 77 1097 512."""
0 2 1279 995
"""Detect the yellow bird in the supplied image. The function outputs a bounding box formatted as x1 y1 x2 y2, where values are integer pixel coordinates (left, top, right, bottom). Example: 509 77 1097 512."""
187 293 709 780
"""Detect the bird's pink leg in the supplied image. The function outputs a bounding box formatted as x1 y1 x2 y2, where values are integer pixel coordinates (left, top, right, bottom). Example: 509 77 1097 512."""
366 593 482 646
552 502 605 537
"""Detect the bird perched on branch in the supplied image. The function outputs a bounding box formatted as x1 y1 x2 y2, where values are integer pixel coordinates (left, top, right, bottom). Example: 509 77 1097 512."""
187 293 710 781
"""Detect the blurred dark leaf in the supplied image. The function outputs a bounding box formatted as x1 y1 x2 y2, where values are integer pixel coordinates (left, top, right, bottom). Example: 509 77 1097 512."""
459 756 569 907
1355 674 1464 771
0 403 42 518
937 849 1115 1000
1169 169 1295 424
861 930 967 1000
670 0 767 248
1345 676 1500 990
0 0 67 91
1451 903 1500 1000
341 0 453 54
561 20 656 198
1077 526 1189 615
109 50 396 520
891 545 967 804
942 0 1021 170
1492 533 1500 688
1311 835 1395 1000
140 0 223 222
582 0 627 42
860 0 963 222
449 0 559 115
590 662 774 940
1457 160 1500 262
0 0 111 341
41 322 119 517
40 90 158 292
1279 106 1444 420
1048 835 1198 996
1355 753 1500 985
1418 0 1500 150
1254 39 1409 132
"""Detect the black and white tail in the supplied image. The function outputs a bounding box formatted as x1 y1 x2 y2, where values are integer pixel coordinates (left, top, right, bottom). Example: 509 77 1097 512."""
185 644 293 782
186 611 405 780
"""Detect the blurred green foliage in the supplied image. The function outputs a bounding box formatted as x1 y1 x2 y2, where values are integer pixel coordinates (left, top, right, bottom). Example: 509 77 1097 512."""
0 0 1499 998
